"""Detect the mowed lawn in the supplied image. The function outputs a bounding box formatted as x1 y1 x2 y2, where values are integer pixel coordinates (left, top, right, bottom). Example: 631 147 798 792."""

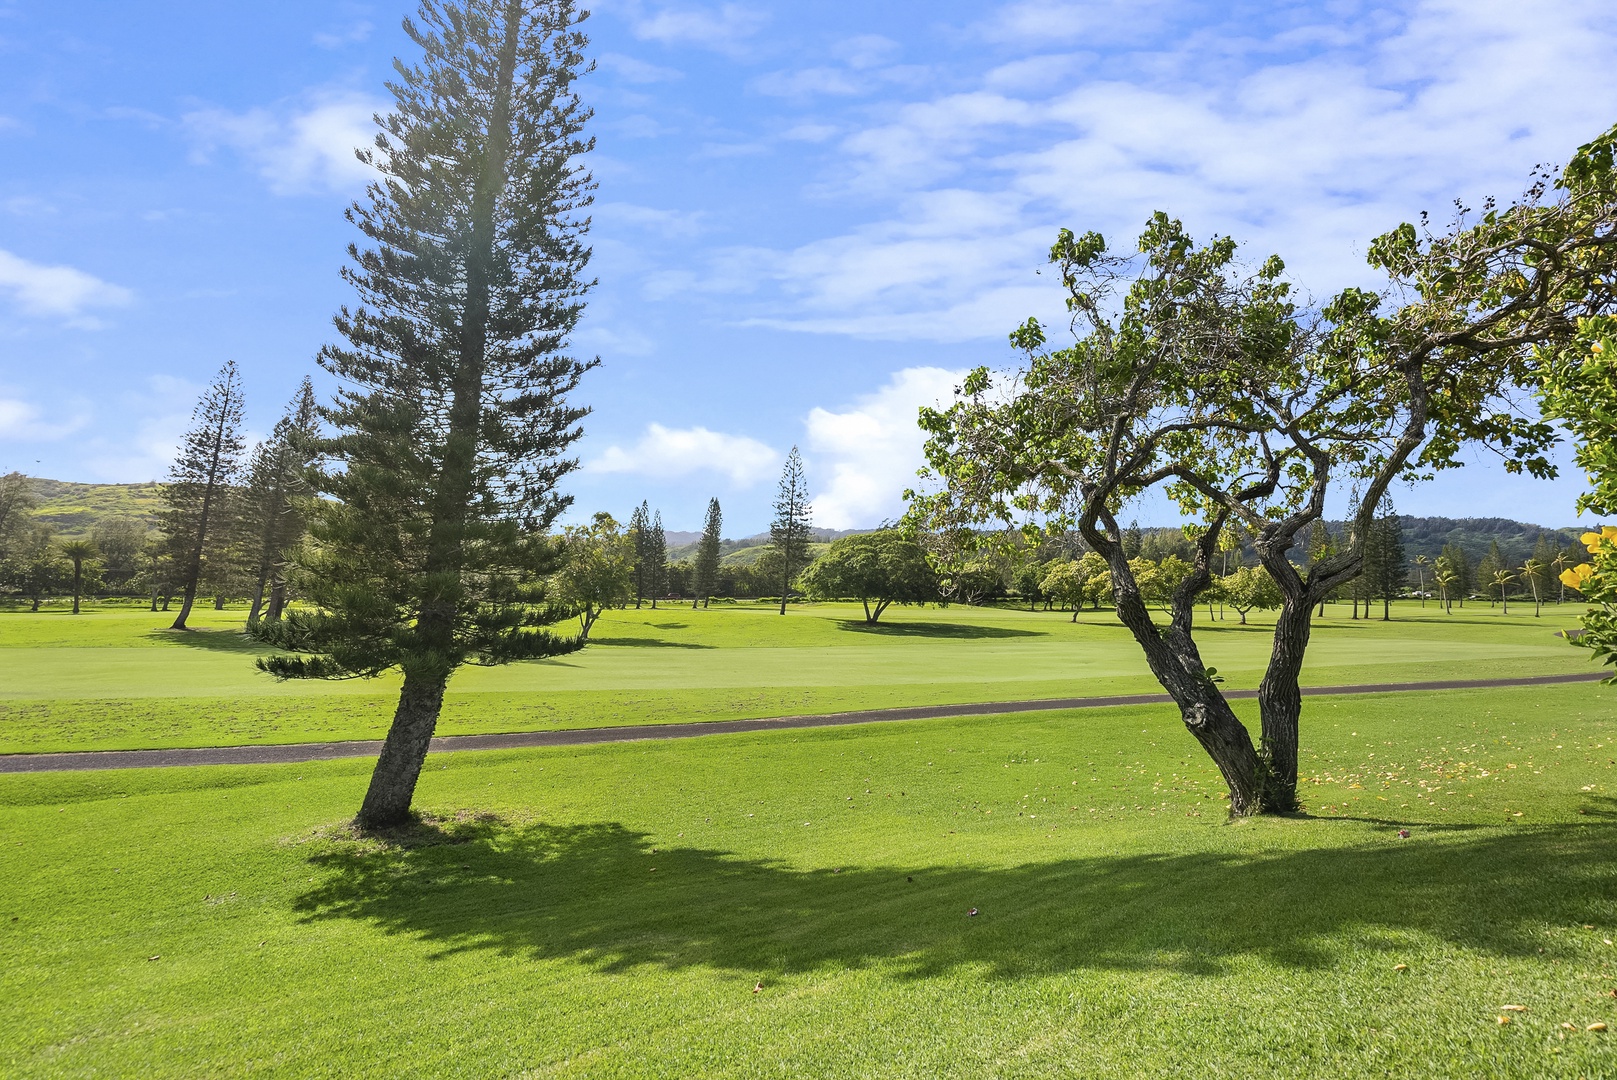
3 681 1616 1077
0 600 1594 753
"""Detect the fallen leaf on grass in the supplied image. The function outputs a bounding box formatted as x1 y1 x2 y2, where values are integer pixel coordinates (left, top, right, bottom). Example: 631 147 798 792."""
1590 1022 1608 1032
967 908 978 917
1496 1016 1511 1026
1501 1005 1528 1012
1562 1022 1578 1031
752 982 763 994
147 955 160 962
1393 964 1408 972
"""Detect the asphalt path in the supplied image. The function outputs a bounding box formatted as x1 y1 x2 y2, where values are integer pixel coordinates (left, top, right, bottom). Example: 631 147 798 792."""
0 671 1606 774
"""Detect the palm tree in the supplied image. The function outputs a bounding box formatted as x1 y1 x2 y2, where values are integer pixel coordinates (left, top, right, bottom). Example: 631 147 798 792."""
1521 557 1545 617
1434 557 1457 614
1552 552 1571 604
1491 568 1517 614
59 539 97 615
1413 554 1431 608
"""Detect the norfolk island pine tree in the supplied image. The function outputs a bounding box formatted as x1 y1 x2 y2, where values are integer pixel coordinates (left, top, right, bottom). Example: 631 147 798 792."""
161 360 246 631
255 0 597 829
693 497 721 608
770 447 812 615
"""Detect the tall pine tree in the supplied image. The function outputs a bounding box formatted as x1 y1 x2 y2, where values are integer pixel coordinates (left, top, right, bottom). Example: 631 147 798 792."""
162 360 246 631
769 446 812 615
647 509 668 607
628 500 649 608
243 379 320 624
693 497 721 608
258 0 597 828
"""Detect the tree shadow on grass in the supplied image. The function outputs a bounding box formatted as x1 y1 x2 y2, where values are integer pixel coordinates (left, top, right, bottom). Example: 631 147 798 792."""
144 627 271 654
836 621 1045 640
292 815 1617 982
585 637 715 649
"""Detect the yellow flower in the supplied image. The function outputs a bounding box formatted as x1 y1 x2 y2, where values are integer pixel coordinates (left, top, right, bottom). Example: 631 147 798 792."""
1604 525 1617 541
1583 532 1602 547
1561 564 1595 588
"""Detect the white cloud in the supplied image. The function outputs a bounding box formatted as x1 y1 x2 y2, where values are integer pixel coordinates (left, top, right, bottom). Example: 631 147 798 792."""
184 91 382 195
675 0 1617 343
0 396 88 441
805 366 966 529
589 422 780 485
630 3 766 55
0 249 132 321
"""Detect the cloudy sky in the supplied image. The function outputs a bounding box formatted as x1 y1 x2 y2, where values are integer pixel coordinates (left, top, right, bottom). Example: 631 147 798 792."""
1 0 1612 533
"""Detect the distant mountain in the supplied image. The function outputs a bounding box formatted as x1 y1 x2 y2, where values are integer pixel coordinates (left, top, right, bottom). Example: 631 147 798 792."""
667 527 865 564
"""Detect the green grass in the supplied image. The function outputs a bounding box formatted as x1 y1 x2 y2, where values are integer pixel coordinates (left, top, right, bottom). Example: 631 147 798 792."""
0 599 1597 753
4 682 1616 1077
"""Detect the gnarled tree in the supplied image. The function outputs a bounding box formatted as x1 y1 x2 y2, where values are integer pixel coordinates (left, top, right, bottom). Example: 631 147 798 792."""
910 127 1617 815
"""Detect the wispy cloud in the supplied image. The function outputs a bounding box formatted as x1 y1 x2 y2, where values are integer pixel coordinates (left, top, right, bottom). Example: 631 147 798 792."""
598 51 685 84
589 422 780 485
653 0 1617 344
628 2 766 56
313 20 373 49
0 249 132 323
183 90 382 195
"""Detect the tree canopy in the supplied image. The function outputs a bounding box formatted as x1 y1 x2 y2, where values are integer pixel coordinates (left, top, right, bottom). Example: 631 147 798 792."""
910 124 1617 815
799 530 937 623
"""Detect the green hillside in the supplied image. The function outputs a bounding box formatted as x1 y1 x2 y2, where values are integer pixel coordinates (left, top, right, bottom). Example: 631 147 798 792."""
26 479 164 538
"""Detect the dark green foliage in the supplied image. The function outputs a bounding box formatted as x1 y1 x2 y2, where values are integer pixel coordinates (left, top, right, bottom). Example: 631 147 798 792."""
242 380 321 624
256 0 597 826
692 497 721 607
647 510 668 605
799 530 938 623
628 501 649 608
770 447 812 614
160 361 247 630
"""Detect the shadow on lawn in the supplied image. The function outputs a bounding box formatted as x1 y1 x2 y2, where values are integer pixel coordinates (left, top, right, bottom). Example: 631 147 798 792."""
145 627 270 653
585 637 715 649
836 621 1044 640
292 815 1617 980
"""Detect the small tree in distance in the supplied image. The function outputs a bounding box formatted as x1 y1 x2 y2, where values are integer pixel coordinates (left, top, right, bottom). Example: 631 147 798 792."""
799 530 936 624
693 497 722 608
1222 565 1281 625
553 512 633 639
769 446 812 615
647 509 668 607
628 501 649 608
59 539 97 615
162 360 246 631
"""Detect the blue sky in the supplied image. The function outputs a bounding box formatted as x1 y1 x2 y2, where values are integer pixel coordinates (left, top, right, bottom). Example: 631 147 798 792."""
0 0 1612 534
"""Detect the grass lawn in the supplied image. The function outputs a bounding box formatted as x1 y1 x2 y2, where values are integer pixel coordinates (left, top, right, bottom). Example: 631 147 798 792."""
3 681 1616 1077
0 599 1596 754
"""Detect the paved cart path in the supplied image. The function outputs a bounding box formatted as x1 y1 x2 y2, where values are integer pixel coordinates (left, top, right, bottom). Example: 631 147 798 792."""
0 671 1605 773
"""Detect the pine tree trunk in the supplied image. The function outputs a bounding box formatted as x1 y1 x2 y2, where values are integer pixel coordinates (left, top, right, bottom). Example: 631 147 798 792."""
248 567 269 625
354 0 522 826
357 671 448 828
266 575 288 621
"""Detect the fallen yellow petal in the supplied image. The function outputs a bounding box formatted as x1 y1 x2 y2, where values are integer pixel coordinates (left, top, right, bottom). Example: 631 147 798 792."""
1501 1004 1529 1012
1588 1022 1607 1032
